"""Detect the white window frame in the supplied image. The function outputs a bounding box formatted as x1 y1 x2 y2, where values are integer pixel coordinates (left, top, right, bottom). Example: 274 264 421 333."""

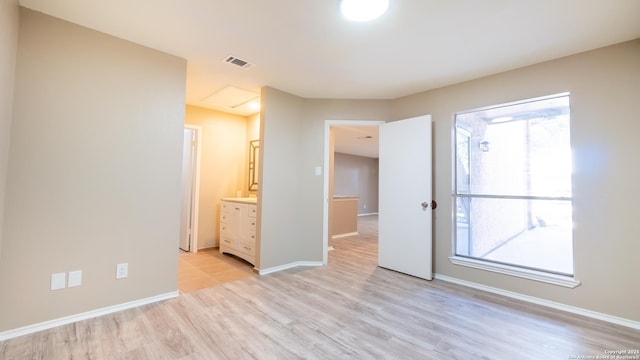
450 93 580 288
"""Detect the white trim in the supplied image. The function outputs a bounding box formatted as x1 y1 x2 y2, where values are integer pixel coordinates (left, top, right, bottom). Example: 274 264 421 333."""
258 261 323 275
449 256 580 288
184 124 202 253
323 120 385 266
434 274 640 330
332 232 359 239
456 92 571 116
0 291 179 341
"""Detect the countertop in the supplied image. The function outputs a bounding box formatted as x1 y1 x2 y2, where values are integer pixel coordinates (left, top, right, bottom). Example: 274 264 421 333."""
221 197 258 204
333 195 359 200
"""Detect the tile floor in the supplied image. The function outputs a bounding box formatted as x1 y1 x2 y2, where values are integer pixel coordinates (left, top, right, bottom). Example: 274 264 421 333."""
177 247 256 293
178 215 378 294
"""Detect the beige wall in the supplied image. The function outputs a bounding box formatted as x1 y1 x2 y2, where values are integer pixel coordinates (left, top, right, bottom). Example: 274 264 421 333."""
247 113 260 142
0 9 187 331
0 0 19 260
184 105 248 249
391 39 640 321
334 152 379 214
257 88 305 269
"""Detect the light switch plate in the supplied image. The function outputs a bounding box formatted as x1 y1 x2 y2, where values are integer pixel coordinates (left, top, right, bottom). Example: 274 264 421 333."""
315 166 322 176
68 270 82 288
51 272 66 291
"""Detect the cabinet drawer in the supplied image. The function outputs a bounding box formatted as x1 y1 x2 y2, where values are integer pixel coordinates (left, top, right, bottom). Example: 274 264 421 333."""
220 224 234 239
222 202 245 213
248 205 257 218
220 211 232 223
244 230 256 245
247 217 257 231
238 242 254 255
220 237 234 247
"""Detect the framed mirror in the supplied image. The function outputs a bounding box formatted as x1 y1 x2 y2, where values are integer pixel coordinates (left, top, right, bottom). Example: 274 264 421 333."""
249 140 259 191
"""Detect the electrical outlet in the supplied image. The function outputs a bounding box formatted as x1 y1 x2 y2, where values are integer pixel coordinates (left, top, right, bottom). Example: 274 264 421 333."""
51 272 66 291
116 263 128 279
68 270 82 288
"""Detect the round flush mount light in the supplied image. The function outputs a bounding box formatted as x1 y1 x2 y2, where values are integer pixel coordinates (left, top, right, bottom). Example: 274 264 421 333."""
248 101 260 110
340 0 389 22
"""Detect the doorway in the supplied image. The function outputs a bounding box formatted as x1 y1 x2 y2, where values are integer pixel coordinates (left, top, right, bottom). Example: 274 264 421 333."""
323 116 434 280
179 125 202 253
323 120 384 265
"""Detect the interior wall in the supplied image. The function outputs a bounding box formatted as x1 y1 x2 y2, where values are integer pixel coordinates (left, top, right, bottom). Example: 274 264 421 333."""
0 9 187 331
391 39 640 322
333 152 379 214
0 0 19 261
247 113 260 141
184 105 248 249
257 87 304 270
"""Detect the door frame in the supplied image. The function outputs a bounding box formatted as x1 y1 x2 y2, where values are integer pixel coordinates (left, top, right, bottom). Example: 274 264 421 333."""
183 124 202 253
322 120 385 265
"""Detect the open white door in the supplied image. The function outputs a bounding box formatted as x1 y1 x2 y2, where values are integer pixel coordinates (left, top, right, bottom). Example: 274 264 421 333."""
179 127 198 252
378 115 433 280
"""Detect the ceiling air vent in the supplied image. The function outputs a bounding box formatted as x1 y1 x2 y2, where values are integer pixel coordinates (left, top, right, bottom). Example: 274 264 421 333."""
223 55 254 69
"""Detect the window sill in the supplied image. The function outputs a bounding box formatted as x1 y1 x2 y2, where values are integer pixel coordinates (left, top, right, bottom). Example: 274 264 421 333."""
448 256 581 288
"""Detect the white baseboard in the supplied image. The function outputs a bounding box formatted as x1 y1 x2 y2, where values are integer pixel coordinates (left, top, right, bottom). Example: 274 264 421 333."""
332 232 358 239
258 261 323 275
434 274 640 330
0 291 179 341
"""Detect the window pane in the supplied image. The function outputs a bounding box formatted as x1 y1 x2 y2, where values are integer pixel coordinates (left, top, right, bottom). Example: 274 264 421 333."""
455 197 573 275
455 96 571 197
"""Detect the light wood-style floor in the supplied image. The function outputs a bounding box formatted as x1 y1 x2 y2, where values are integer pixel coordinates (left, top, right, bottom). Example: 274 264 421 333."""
2 215 639 359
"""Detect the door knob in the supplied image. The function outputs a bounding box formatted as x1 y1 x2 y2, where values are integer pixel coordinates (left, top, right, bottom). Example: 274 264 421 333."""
421 202 429 210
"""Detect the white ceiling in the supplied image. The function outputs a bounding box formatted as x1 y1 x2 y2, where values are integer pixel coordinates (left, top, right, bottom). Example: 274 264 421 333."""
334 126 380 158
18 0 640 118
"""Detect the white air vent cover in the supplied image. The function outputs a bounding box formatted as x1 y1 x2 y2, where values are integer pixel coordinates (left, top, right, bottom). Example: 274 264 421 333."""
223 55 254 69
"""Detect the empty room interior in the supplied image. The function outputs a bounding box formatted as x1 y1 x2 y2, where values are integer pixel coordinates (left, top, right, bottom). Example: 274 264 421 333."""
1 0 640 358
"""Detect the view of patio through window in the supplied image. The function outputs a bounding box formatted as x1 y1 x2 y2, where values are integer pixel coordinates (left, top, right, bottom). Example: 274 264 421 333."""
454 94 573 276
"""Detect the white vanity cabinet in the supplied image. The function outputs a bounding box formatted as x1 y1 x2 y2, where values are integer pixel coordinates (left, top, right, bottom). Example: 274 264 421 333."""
220 198 257 265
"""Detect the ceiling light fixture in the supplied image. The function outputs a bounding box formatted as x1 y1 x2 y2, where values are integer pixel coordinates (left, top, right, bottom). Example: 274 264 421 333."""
248 101 260 110
340 0 389 22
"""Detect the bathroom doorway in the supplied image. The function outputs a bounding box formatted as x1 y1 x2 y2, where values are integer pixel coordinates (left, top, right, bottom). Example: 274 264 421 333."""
179 125 202 252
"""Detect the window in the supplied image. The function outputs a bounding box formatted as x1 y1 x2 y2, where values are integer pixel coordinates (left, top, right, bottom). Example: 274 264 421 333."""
452 93 576 285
